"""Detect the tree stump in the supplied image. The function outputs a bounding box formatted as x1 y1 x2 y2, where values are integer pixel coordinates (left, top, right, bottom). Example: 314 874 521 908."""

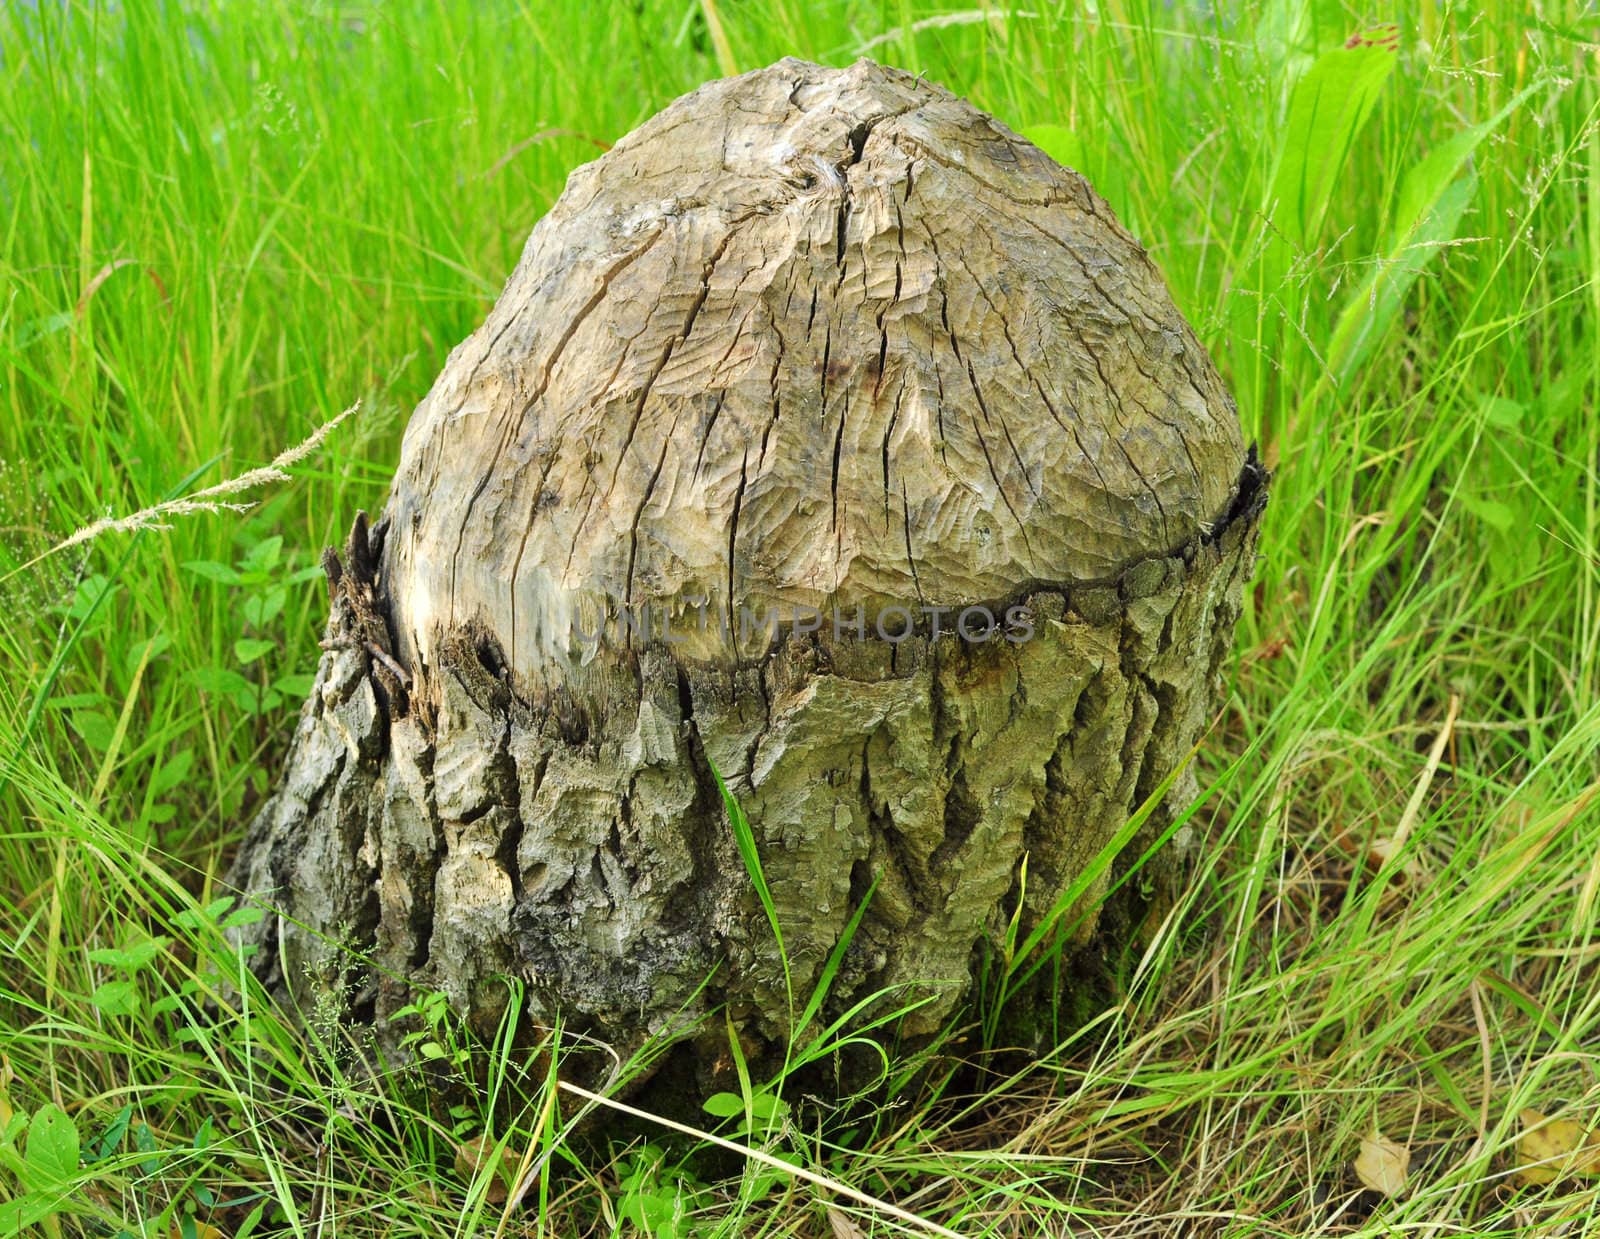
230 58 1266 1094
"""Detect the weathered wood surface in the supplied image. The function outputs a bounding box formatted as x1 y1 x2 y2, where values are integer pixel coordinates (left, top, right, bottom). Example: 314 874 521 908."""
230 57 1266 1091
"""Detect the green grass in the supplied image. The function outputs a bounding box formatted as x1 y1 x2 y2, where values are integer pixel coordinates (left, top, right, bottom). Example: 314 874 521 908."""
3 0 1599 1234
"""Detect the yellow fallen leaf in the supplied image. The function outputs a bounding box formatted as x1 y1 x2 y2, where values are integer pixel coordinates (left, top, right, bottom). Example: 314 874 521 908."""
169 1224 224 1239
454 1133 519 1204
1515 1108 1600 1186
1354 1135 1409 1196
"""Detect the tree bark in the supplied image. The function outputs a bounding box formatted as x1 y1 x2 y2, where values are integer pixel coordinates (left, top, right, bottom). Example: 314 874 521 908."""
230 57 1267 1095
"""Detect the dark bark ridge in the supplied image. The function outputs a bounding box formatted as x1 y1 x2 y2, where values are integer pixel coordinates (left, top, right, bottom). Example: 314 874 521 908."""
229 58 1267 1093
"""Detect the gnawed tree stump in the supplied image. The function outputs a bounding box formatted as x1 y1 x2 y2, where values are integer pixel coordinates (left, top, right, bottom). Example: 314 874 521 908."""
231 58 1266 1094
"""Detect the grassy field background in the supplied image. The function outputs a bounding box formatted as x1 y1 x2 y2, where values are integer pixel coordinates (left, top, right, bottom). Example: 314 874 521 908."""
3 1 1599 1235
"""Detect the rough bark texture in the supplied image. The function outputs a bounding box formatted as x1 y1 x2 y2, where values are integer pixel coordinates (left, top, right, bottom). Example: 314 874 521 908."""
230 58 1267 1093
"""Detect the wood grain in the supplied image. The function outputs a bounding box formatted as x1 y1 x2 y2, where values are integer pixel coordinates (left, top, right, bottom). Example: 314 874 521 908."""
230 58 1266 1098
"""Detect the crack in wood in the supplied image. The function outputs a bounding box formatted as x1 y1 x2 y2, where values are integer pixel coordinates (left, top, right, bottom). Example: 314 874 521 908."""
232 60 1266 1103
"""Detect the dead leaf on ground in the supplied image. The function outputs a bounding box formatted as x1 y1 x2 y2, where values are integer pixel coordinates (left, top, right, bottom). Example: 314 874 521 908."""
454 1133 521 1205
1327 831 1425 886
1366 837 1424 883
1354 1135 1410 1196
1515 1108 1600 1186
828 1205 868 1238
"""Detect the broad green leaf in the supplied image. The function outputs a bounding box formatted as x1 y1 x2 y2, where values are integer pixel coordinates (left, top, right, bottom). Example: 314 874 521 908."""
69 710 117 752
273 672 316 696
1327 87 1533 385
1392 85 1537 241
23 1104 79 1189
190 666 251 696
15 310 74 347
747 1091 789 1123
173 899 221 930
132 1120 159 1177
90 980 141 1017
42 692 110 711
88 935 168 970
62 574 113 621
252 688 284 714
1267 28 1398 249
234 637 276 665
618 1188 685 1239
0 1194 60 1235
84 1104 132 1165
221 904 265 929
1254 0 1357 79
241 535 284 573
124 633 171 677
182 560 241 584
1327 172 1476 383
1456 491 1516 532
234 1202 268 1239
701 1091 744 1119
1480 395 1526 428
150 747 195 796
242 585 287 628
